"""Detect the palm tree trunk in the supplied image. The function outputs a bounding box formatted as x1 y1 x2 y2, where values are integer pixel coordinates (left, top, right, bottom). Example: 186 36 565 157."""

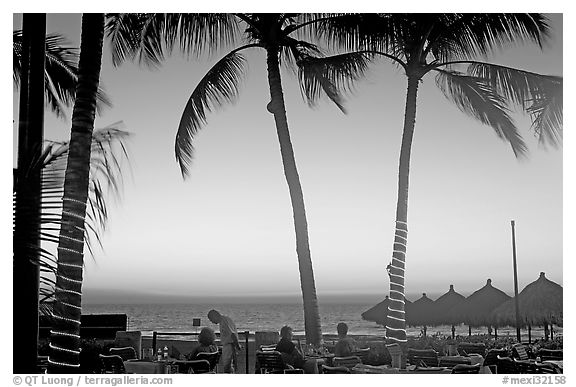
386 74 420 358
48 13 105 373
13 13 46 374
265 46 322 346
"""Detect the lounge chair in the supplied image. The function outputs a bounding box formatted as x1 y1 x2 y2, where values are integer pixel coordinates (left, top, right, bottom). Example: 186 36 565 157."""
351 348 370 364
195 351 220 373
99 354 127 374
407 348 439 367
332 355 362 369
451 364 481 374
255 350 299 374
484 348 509 374
457 342 486 357
538 349 562 362
322 365 351 374
109 346 138 361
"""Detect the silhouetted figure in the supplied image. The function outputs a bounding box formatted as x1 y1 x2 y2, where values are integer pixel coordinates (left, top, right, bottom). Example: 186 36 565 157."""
208 309 240 373
275 325 318 374
334 322 358 357
187 327 218 359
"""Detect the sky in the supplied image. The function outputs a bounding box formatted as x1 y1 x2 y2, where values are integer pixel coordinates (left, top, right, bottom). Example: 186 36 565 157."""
10 12 566 305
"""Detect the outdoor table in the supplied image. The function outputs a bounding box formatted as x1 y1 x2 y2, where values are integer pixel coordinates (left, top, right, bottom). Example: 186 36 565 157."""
123 360 167 374
306 353 335 367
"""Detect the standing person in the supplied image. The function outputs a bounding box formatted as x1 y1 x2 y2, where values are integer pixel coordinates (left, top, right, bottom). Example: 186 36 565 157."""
334 322 358 357
207 309 240 373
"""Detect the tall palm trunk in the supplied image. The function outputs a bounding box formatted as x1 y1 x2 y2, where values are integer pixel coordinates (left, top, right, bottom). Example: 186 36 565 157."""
48 13 105 373
13 13 46 374
386 73 420 358
265 46 322 346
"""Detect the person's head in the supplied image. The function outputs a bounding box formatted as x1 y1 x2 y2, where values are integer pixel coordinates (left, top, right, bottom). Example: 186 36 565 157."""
207 309 222 324
280 325 293 340
337 322 348 338
198 327 216 346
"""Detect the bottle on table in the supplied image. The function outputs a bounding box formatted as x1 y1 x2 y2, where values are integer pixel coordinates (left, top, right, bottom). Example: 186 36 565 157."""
157 348 162 361
163 345 169 360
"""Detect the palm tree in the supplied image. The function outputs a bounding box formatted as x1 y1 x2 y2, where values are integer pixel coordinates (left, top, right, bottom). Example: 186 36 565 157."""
47 13 106 373
13 14 116 373
13 29 111 118
312 14 562 348
107 13 368 346
13 12 47 374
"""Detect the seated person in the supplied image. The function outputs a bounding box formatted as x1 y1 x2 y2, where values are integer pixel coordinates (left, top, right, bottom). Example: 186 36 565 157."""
186 327 218 360
334 322 358 357
275 325 318 374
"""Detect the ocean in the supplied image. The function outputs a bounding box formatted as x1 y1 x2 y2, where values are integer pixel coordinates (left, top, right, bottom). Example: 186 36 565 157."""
82 302 559 340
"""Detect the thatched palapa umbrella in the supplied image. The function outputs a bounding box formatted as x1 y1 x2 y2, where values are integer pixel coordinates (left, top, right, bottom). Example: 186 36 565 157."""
432 285 466 339
406 293 435 337
491 272 562 342
361 296 412 326
448 279 510 336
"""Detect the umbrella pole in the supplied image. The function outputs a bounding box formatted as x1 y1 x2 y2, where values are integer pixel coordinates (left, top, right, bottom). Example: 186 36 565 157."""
511 220 522 342
468 326 471 337
528 324 531 344
550 324 554 340
494 326 498 340
451 325 455 340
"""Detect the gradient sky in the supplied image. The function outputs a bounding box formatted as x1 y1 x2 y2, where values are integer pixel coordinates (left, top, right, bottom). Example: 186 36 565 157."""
11 13 564 304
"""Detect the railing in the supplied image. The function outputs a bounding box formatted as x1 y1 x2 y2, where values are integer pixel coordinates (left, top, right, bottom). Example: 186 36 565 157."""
151 330 251 374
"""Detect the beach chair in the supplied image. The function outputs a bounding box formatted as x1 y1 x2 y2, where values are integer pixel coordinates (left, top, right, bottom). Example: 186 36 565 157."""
534 363 559 374
538 349 563 362
351 348 370 364
99 354 127 374
259 344 278 352
283 368 305 374
407 348 439 367
173 359 212 374
109 346 138 361
195 351 220 373
512 344 533 361
322 365 351 374
484 348 509 374
439 357 471 368
495 356 518 374
451 364 481 374
255 350 294 374
457 342 486 357
332 355 362 369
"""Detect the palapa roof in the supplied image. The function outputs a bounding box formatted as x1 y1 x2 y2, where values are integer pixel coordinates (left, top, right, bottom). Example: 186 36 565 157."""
406 293 436 327
447 279 511 327
431 285 466 326
491 272 563 327
361 296 412 326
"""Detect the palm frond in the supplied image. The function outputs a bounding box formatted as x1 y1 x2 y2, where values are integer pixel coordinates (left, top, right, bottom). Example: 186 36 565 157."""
105 13 149 66
13 125 130 305
175 47 251 177
14 29 112 117
465 62 562 147
297 50 372 113
526 82 563 147
164 13 240 59
435 69 527 157
433 14 550 61
307 13 398 54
